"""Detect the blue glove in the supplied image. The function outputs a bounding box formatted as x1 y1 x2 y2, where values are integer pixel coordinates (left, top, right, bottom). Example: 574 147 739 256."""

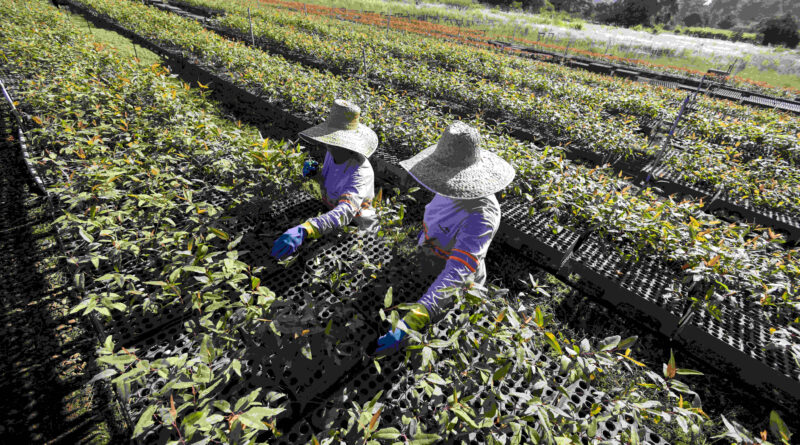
302 160 319 177
375 321 409 355
271 225 307 259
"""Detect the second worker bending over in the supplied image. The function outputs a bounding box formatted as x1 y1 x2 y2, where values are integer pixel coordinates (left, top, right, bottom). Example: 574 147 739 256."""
375 121 515 354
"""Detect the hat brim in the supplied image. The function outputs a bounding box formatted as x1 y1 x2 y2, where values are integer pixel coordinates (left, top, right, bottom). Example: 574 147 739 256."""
399 144 515 199
299 122 378 158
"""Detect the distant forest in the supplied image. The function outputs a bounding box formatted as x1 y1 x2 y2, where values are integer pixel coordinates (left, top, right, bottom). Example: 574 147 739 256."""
482 1 792 30
483 0 800 46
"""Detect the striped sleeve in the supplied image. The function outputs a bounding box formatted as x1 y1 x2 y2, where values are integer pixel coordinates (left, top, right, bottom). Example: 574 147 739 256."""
413 211 497 324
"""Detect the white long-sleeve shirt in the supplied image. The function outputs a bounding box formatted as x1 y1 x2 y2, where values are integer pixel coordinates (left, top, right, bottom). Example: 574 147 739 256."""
304 151 377 237
411 193 501 324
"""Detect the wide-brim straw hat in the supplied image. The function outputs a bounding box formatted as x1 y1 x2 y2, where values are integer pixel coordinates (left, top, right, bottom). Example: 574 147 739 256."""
299 99 378 158
400 122 515 199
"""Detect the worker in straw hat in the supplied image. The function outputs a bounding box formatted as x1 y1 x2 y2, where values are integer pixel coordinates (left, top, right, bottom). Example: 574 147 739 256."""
271 99 378 259
374 121 515 354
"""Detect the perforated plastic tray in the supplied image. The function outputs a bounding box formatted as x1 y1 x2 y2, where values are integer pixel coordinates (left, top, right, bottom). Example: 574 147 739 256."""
676 299 800 403
497 198 580 271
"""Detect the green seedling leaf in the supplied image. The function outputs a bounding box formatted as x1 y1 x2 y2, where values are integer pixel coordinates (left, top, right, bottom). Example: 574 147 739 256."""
770 410 792 442
78 227 94 243
209 227 229 240
99 354 136 367
132 405 157 437
372 427 401 439
89 368 117 384
409 433 442 445
599 335 621 351
544 332 562 355
533 306 544 327
426 373 447 385
452 407 479 428
617 335 638 350
384 286 393 308
493 362 512 382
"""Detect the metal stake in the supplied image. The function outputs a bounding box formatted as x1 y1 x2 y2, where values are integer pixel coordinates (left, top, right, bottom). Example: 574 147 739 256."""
248 7 255 47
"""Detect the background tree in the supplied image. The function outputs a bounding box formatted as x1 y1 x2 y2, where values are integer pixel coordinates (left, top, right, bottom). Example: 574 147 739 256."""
598 0 677 27
716 13 737 29
683 12 705 27
759 14 800 48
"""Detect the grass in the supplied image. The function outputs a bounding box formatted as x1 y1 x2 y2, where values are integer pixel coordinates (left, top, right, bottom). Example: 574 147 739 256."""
64 13 161 66
559 37 800 90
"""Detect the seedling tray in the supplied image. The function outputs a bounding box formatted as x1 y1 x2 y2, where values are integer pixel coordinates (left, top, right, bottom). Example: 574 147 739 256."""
497 198 580 271
675 299 800 406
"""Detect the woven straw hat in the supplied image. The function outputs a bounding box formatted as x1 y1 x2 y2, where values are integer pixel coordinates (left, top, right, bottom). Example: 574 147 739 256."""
400 122 515 199
299 99 378 158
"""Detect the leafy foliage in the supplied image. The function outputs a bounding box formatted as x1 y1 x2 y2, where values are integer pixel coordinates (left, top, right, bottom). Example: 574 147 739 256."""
2 0 797 443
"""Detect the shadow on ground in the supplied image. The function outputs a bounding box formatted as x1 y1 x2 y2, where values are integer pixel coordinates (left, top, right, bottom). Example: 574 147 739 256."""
0 107 127 443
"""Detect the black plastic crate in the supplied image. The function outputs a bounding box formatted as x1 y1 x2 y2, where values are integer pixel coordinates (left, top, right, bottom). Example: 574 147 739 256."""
498 198 580 271
127 322 253 444
675 299 800 404
568 234 629 298
350 253 433 327
308 351 406 432
101 301 189 347
616 256 691 336
707 194 800 243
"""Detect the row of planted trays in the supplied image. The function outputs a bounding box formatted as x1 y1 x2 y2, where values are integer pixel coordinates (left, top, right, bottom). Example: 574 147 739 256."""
182 0 800 103
140 0 800 248
59 0 800 366
1 0 797 443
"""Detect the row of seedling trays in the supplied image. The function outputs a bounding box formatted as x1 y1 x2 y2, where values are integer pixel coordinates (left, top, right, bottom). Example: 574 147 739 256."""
151 0 800 244
47 0 800 422
3 56 676 443
45 183 671 444
496 42 800 114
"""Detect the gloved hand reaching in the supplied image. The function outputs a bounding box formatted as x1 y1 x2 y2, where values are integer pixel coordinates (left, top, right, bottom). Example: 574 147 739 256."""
302 159 319 177
271 225 307 259
375 320 409 355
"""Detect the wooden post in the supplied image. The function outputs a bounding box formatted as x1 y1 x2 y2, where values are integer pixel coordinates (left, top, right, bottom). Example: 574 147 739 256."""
304 3 307 15
387 13 391 32
248 7 255 46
